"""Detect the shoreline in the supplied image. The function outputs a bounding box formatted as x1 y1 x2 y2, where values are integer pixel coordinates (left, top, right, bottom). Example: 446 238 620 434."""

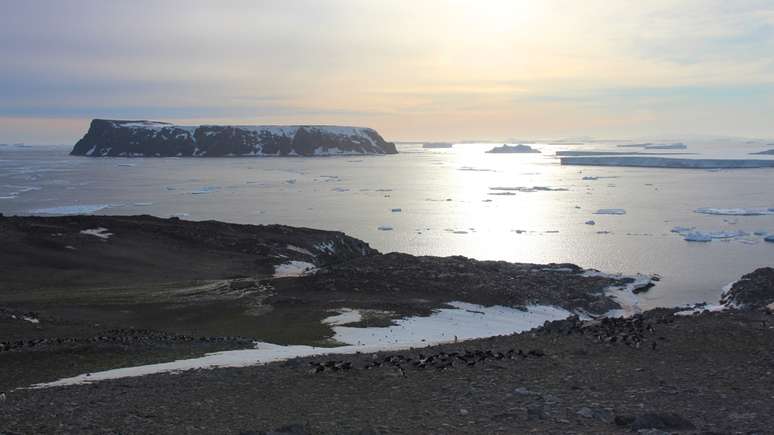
1 215 773 433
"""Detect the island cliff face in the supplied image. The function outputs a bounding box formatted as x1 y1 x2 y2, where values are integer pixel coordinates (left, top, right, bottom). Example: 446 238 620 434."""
70 119 398 157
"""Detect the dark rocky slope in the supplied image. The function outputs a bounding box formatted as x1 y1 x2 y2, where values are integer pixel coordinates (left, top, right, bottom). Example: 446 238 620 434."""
70 119 398 157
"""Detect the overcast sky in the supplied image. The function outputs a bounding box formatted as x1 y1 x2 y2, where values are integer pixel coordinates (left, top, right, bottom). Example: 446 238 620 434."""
1 0 773 143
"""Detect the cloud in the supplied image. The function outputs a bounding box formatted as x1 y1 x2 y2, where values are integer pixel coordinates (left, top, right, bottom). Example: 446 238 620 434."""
1 0 773 142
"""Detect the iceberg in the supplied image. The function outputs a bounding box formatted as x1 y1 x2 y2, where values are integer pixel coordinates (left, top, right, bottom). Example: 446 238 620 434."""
644 143 687 150
486 144 540 154
560 156 774 169
594 208 626 215
694 207 774 216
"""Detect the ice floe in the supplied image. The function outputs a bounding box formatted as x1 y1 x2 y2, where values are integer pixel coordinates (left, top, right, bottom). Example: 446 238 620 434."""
377 225 394 231
191 186 218 194
273 261 316 278
670 226 768 243
561 156 774 169
488 186 568 193
80 228 113 240
694 207 774 216
30 204 111 215
594 208 626 215
485 144 540 154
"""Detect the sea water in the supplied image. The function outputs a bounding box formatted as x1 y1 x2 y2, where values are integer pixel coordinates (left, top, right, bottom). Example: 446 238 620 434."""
1 140 773 309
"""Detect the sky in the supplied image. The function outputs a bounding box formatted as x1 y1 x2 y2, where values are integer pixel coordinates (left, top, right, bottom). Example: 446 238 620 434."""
1 0 774 143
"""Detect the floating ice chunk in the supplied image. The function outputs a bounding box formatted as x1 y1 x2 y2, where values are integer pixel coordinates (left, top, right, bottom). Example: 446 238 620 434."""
273 261 316 278
30 204 111 215
191 186 217 194
585 220 596 225
683 231 712 242
80 227 113 240
458 166 494 172
489 186 567 193
594 208 626 215
22 316 40 324
644 142 687 150
486 144 540 154
694 207 774 216
377 225 394 231
561 156 774 169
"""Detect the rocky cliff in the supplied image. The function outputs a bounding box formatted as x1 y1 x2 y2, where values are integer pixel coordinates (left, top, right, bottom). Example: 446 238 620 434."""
70 119 398 157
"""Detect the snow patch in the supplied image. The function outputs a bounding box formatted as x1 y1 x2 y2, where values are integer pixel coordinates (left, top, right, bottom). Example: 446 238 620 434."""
29 301 571 388
273 261 316 278
80 227 113 240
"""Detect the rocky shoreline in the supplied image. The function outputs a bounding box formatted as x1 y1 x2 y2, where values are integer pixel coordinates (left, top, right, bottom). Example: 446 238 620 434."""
1 215 773 433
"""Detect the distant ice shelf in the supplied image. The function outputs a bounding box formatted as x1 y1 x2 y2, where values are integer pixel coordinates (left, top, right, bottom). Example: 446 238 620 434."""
560 156 774 169
694 207 774 216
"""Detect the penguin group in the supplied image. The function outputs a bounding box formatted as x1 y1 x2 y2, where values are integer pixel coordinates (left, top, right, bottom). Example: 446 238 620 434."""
309 347 546 375
539 314 667 350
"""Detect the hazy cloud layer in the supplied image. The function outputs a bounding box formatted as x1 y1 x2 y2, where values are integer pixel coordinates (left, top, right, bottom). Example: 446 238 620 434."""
1 0 773 142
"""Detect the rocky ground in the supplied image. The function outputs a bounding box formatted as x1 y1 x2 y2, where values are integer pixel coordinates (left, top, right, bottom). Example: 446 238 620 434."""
2 308 773 434
1 215 773 434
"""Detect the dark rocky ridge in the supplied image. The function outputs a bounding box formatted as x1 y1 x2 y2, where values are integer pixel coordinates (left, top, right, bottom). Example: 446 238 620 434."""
721 267 774 309
70 119 398 157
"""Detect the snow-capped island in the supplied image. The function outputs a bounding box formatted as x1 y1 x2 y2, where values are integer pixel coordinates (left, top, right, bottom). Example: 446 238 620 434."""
485 144 540 154
70 119 398 157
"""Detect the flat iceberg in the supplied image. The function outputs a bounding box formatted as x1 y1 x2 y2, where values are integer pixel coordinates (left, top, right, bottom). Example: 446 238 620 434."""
594 208 626 215
489 186 568 193
671 226 762 243
694 207 774 216
644 143 687 150
560 156 774 169
486 144 540 154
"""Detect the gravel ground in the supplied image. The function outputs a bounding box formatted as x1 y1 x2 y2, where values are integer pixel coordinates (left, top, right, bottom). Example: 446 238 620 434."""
2 309 773 434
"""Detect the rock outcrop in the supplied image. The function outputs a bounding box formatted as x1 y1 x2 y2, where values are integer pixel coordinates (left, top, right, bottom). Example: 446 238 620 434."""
70 119 397 157
721 267 774 309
